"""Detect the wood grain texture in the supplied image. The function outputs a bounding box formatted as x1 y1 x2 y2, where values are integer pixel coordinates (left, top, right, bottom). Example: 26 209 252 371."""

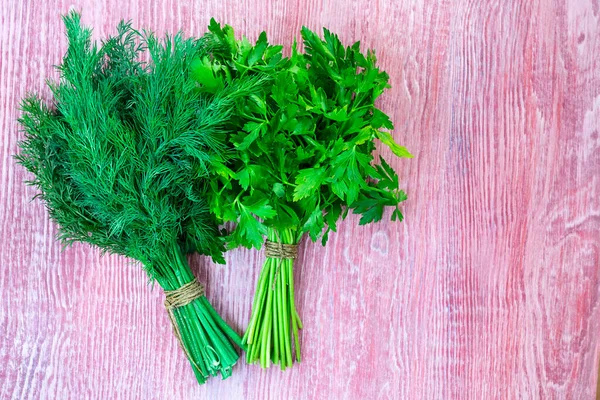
1 0 599 398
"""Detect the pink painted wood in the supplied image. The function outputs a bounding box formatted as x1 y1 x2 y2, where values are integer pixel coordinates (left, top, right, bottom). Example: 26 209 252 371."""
1 0 599 398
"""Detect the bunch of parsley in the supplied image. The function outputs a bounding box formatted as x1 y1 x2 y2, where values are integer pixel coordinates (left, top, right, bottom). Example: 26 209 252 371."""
196 21 411 368
16 13 256 384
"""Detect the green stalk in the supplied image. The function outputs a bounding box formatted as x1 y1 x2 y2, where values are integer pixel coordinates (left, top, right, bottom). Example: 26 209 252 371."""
154 243 243 384
199 297 245 350
288 256 301 362
281 258 293 367
260 255 276 367
272 281 280 365
244 259 270 345
243 227 302 368
246 258 272 363
275 261 285 368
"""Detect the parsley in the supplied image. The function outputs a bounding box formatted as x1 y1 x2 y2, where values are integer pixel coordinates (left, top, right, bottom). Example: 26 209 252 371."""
197 21 412 368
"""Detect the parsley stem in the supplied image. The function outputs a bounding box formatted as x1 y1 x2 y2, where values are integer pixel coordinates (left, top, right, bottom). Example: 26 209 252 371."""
272 276 280 365
260 255 276 367
244 257 269 345
243 227 302 368
288 257 301 363
281 257 293 367
276 256 286 368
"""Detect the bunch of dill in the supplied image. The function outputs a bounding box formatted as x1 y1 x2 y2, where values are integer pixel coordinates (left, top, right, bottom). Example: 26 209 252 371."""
16 12 256 384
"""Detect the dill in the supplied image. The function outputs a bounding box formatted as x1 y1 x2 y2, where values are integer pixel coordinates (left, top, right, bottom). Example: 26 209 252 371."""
16 12 251 384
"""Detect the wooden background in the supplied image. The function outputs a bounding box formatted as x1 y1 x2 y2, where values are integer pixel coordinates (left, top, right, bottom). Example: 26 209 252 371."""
1 0 599 398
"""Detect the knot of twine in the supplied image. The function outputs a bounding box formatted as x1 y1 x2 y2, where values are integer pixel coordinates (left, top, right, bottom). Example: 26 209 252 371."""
264 240 298 259
265 240 298 289
164 279 205 370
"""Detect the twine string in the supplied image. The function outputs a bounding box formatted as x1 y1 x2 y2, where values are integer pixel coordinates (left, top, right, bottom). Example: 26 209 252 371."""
164 279 206 372
264 240 298 289
264 240 298 259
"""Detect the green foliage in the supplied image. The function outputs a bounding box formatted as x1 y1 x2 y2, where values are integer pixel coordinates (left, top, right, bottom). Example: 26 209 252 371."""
198 20 411 248
16 14 268 383
16 12 255 279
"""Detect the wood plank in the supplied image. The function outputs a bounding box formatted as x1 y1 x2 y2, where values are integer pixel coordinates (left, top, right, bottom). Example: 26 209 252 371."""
0 0 598 398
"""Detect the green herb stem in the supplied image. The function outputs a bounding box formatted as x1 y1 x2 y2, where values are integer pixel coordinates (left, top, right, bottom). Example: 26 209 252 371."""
154 243 242 383
243 227 301 368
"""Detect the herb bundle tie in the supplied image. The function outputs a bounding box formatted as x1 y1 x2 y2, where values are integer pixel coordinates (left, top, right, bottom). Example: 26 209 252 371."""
264 241 298 259
164 279 207 369
265 240 298 294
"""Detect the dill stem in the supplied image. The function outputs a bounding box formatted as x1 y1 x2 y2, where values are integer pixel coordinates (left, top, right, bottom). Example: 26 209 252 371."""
153 243 242 383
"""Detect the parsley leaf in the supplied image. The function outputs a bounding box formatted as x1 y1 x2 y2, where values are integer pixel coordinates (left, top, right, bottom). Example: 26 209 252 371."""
202 23 411 249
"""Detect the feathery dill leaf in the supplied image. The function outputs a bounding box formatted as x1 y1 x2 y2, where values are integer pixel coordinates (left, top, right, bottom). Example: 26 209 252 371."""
16 11 251 384
19 12 229 272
